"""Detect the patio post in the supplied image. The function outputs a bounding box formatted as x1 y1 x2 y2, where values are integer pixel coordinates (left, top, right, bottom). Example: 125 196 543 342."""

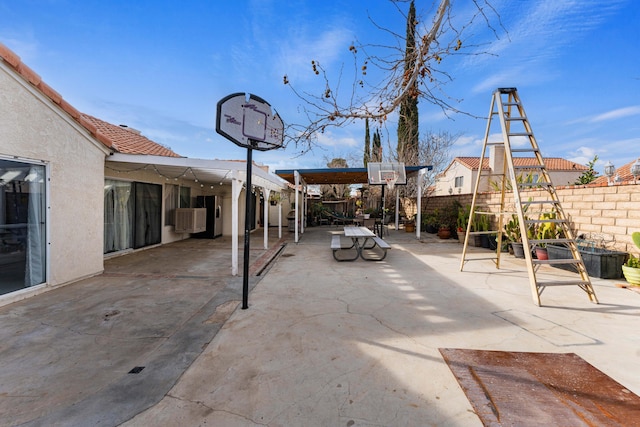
278 197 282 239
416 168 426 239
231 170 243 276
294 171 300 243
263 188 270 249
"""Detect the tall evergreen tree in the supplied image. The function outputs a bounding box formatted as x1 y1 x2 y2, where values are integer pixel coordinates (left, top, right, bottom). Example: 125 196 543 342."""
372 129 382 162
364 118 371 166
397 0 419 165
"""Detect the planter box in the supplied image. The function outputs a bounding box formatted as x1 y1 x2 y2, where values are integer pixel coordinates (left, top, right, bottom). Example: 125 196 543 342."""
547 244 628 279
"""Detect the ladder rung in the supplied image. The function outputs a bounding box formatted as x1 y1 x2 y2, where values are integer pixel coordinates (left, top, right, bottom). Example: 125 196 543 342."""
525 219 567 224
482 173 507 177
508 132 533 137
513 165 544 170
511 148 539 153
529 238 573 244
537 280 591 287
523 200 560 205
505 116 526 121
532 259 582 265
518 182 551 187
486 142 505 146
468 231 500 235
475 210 515 216
463 257 499 262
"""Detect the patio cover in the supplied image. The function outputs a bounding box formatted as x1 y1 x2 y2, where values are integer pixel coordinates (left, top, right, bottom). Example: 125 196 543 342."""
107 153 290 275
275 165 433 239
275 165 431 186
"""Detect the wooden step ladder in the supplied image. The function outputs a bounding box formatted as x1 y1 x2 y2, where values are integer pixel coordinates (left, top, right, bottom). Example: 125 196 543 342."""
459 87 598 306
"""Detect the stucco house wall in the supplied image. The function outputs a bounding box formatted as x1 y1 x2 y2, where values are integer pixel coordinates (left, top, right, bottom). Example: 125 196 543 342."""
0 60 109 291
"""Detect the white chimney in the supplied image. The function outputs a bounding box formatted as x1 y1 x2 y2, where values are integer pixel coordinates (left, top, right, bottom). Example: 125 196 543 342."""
489 144 505 175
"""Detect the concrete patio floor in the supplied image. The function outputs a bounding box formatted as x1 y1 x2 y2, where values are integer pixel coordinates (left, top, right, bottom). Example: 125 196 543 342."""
1 225 639 426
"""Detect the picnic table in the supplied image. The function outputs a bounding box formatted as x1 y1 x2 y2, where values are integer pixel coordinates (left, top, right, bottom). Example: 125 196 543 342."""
330 226 391 261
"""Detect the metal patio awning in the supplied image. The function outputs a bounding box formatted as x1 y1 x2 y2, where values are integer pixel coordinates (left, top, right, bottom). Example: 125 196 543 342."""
107 153 289 192
275 165 432 186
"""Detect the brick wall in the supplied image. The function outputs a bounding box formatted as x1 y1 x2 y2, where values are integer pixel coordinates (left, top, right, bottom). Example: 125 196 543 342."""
403 183 640 254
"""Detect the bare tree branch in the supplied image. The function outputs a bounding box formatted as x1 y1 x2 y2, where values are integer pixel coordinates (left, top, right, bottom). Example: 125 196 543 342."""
283 0 503 153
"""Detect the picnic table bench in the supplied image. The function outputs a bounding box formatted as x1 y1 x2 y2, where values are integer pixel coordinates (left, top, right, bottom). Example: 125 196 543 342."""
331 226 391 261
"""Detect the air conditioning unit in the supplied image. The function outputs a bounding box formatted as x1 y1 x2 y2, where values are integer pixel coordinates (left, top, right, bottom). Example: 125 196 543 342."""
175 208 207 233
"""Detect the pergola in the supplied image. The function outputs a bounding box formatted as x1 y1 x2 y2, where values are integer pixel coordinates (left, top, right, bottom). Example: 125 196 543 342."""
107 153 290 275
275 165 433 241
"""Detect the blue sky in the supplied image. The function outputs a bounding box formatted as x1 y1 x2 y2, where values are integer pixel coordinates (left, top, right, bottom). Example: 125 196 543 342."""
1 0 638 175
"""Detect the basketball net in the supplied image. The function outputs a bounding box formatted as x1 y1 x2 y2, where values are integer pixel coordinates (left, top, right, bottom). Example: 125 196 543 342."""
385 174 398 191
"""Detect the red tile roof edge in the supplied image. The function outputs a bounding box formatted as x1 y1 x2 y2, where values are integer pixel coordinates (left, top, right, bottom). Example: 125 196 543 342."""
0 42 180 157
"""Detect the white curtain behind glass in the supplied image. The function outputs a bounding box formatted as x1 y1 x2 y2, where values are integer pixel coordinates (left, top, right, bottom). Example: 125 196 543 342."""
104 180 132 253
25 165 45 287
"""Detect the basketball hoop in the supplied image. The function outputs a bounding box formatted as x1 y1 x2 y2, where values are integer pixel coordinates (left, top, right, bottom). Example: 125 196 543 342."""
385 174 398 191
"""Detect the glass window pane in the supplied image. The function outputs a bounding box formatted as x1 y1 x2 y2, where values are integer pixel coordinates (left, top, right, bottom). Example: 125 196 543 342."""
104 180 133 253
134 182 161 249
0 159 46 294
164 184 178 226
179 186 191 208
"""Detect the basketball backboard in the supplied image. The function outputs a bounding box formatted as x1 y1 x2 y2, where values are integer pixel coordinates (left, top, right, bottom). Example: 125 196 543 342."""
216 93 284 151
367 162 407 186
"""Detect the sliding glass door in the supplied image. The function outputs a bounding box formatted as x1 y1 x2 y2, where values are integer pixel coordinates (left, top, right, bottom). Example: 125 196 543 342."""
0 159 47 295
104 180 161 254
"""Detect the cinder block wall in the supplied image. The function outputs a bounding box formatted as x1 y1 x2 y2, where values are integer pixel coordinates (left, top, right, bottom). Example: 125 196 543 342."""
403 183 640 254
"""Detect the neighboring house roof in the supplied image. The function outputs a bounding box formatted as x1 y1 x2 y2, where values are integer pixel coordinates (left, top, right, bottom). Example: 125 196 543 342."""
453 157 588 172
438 156 588 178
591 158 640 185
0 42 180 158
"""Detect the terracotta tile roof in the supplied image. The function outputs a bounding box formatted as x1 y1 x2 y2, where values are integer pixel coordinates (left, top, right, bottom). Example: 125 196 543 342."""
0 42 180 158
80 114 181 157
592 158 640 185
455 157 588 171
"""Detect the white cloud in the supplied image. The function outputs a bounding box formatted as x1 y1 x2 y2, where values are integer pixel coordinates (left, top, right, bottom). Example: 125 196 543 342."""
276 27 353 83
464 0 628 71
316 131 359 148
591 106 640 122
567 146 598 166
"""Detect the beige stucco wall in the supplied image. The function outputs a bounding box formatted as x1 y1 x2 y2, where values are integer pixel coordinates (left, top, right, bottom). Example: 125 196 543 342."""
0 63 109 289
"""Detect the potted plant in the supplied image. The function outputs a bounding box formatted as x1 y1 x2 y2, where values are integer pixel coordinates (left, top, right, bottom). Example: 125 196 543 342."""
622 231 640 286
438 223 451 239
424 210 439 233
404 215 416 233
457 205 471 242
475 213 491 248
438 200 461 240
503 206 534 258
534 210 560 260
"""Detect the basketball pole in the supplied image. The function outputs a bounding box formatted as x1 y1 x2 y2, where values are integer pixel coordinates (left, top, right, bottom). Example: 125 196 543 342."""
242 141 255 310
